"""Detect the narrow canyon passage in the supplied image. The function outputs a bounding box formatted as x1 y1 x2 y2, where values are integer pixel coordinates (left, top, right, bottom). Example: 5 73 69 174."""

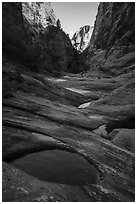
2 2 135 202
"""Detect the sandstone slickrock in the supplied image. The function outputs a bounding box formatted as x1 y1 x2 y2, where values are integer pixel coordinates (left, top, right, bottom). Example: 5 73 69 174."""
2 62 90 106
107 129 135 153
2 59 135 202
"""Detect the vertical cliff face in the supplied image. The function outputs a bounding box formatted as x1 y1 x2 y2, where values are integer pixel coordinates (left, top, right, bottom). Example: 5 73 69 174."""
2 2 79 74
2 3 30 62
22 2 57 28
71 25 93 52
83 2 135 76
89 2 135 50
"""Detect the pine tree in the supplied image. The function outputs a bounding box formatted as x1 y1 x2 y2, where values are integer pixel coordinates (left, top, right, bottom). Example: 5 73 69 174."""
57 19 61 28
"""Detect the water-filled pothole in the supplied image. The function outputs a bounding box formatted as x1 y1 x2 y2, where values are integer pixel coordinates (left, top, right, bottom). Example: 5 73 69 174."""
10 150 98 186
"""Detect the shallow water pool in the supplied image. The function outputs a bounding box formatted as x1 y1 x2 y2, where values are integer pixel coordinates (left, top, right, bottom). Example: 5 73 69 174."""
10 150 98 186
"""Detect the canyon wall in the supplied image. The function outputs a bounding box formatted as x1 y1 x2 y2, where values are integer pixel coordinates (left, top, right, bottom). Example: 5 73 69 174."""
81 2 135 76
22 2 57 28
3 3 79 74
89 2 134 49
2 3 30 62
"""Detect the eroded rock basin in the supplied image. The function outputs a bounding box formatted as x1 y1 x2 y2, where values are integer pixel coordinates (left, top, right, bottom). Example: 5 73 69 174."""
9 150 98 186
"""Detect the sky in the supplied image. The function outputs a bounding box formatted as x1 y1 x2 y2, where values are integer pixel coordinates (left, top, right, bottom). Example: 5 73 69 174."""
52 2 99 38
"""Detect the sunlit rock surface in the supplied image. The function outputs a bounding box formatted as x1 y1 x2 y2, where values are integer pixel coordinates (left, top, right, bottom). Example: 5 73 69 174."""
72 25 93 52
22 2 57 28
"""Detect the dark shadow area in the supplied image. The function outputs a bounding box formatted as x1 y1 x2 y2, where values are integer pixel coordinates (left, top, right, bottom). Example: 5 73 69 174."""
106 117 135 133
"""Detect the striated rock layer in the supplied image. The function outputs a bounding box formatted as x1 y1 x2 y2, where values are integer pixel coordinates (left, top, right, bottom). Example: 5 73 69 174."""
2 58 135 202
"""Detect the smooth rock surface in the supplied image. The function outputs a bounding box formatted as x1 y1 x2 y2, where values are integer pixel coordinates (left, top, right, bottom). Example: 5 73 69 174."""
108 129 135 152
